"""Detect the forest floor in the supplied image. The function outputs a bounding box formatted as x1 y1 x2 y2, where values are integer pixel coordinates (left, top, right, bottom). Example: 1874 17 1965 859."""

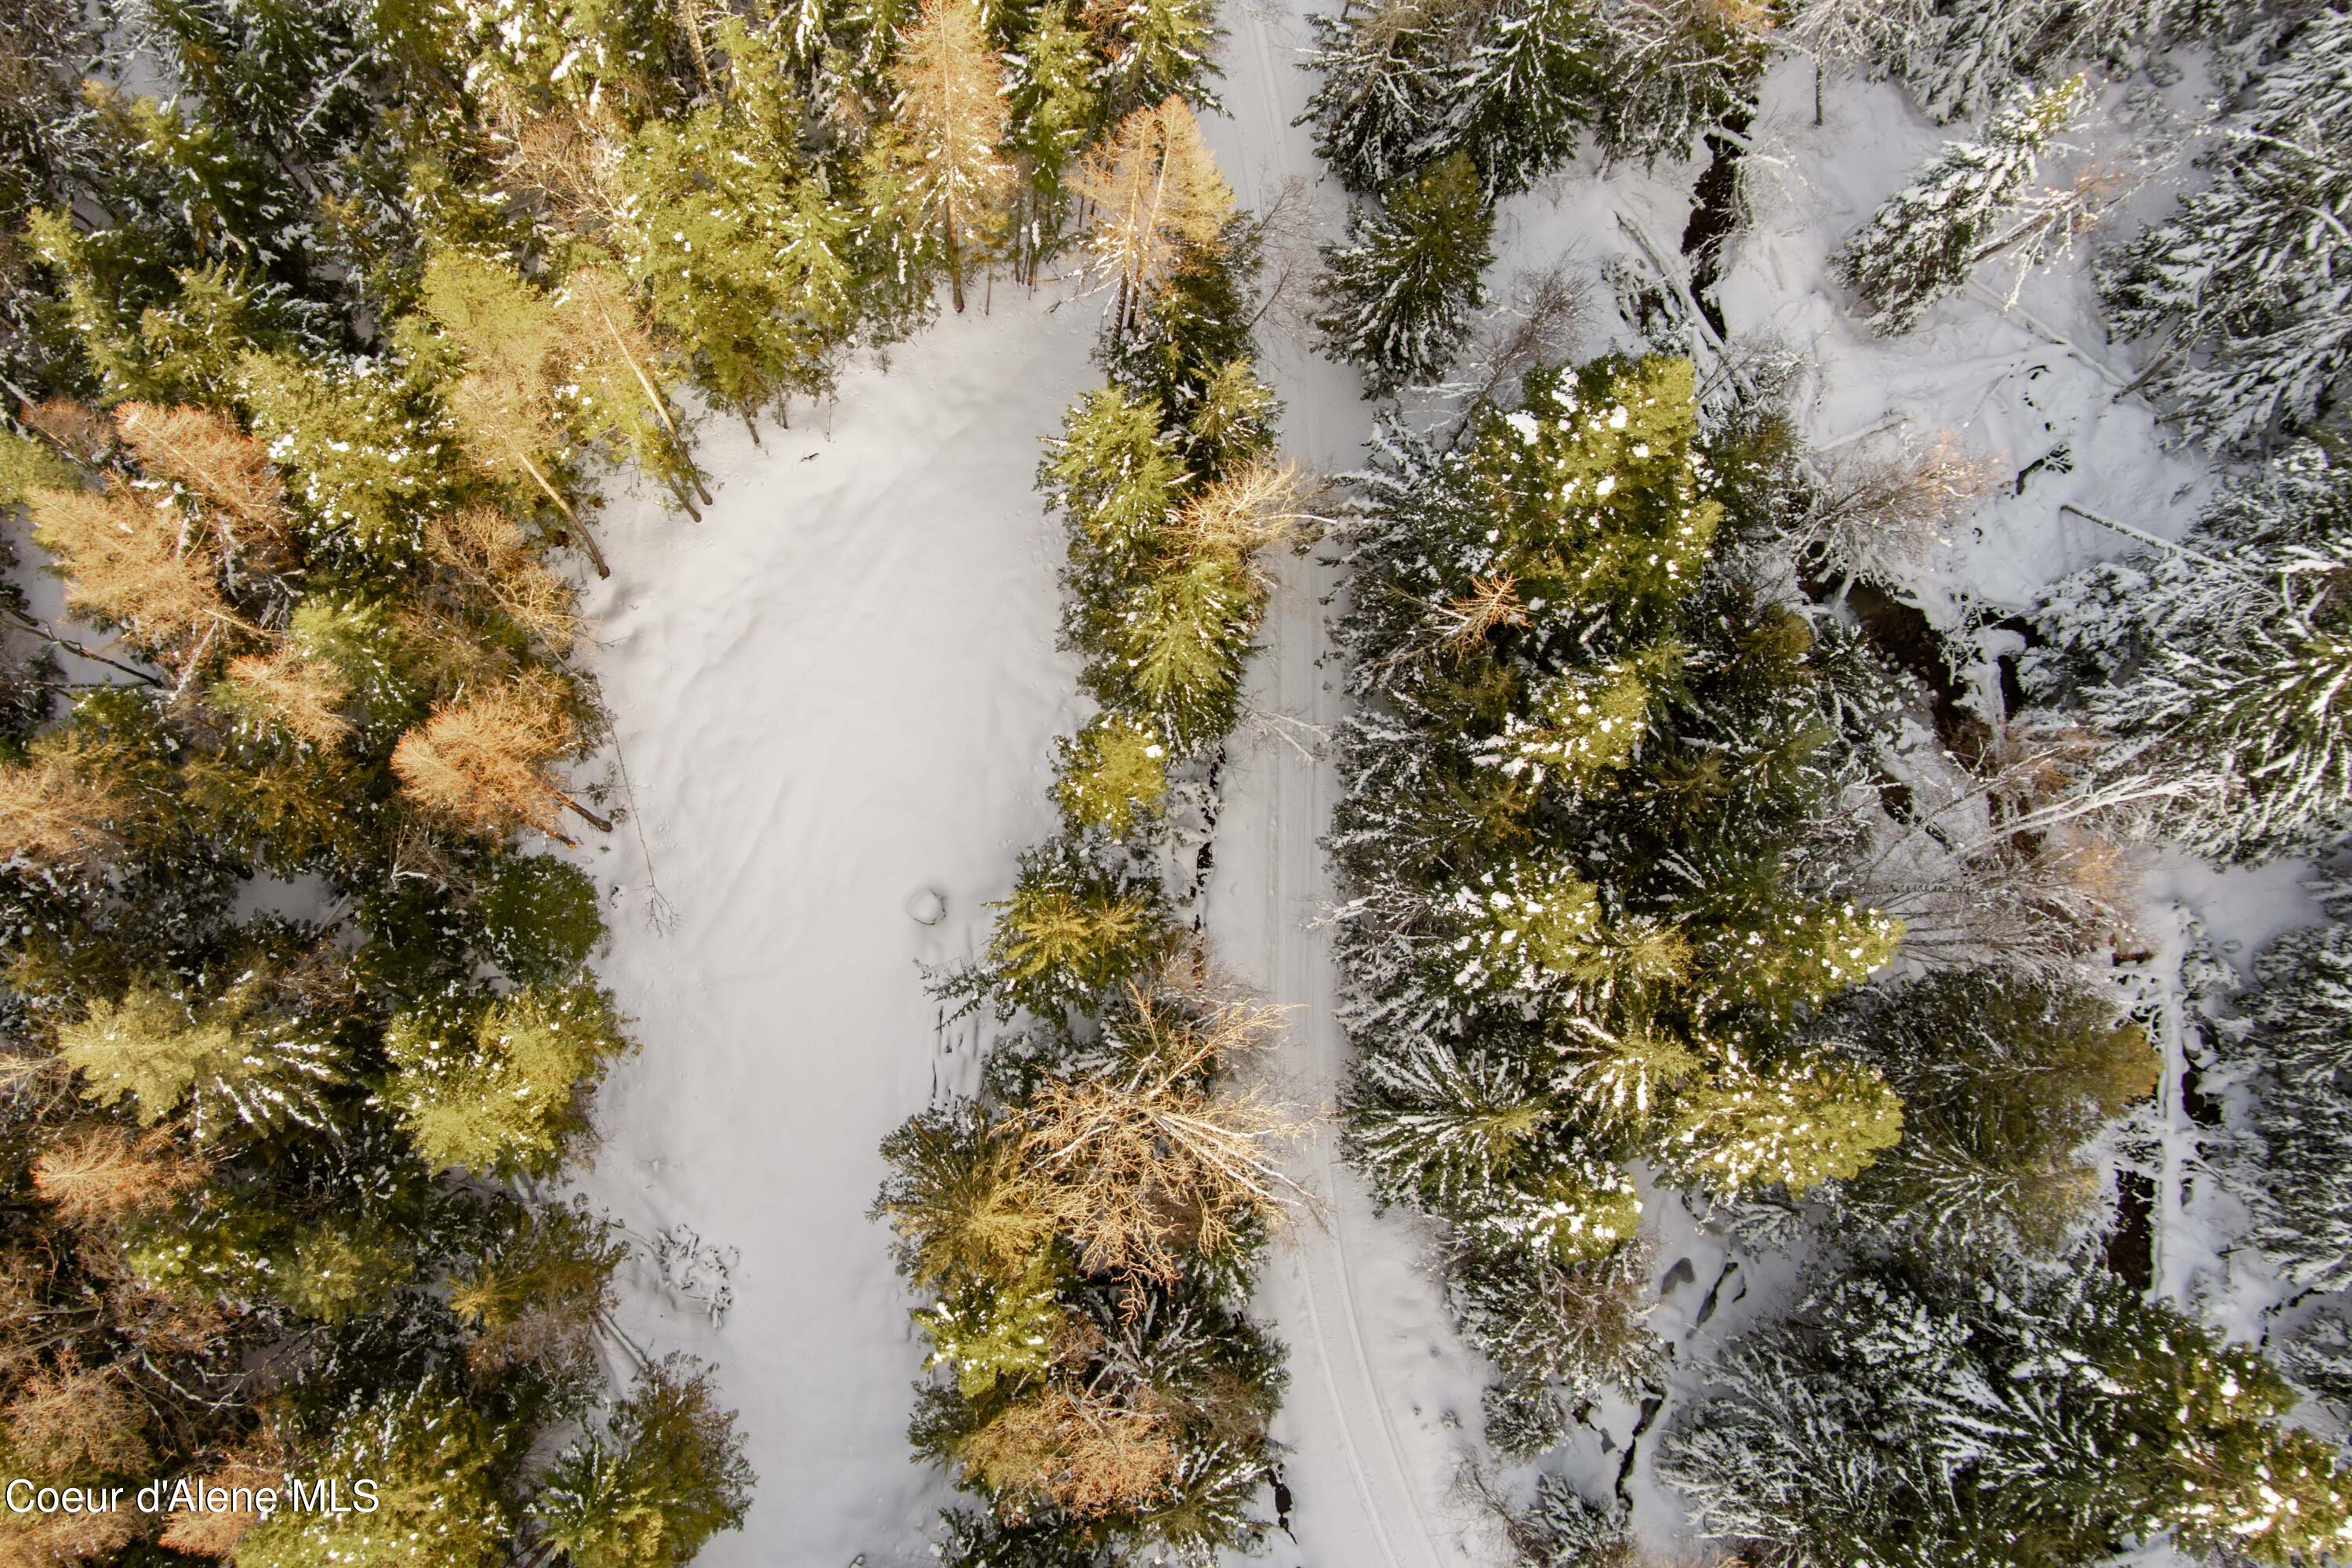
554 8 2305 1566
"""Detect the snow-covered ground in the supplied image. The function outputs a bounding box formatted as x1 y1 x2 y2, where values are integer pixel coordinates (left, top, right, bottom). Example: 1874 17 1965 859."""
564 299 1098 1567
561 11 2282 1566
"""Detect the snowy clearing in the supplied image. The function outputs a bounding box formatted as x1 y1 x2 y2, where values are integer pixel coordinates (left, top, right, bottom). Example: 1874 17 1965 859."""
566 298 1096 1568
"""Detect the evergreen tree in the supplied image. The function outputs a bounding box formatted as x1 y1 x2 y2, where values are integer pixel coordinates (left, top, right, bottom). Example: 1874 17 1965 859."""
974 842 1175 1018
1086 0 1221 119
1661 1257 2352 1567
531 1356 755 1568
1328 353 1913 1451
1315 151 1495 396
56 975 341 1138
2037 442 2352 860
2221 897 2352 1291
381 981 632 1174
874 1102 1055 1287
624 51 860 424
1838 970 2157 1259
1582 0 1769 166
1054 713 1171 839
1664 1048 1903 1198
1836 74 2086 333
236 1387 511 1568
0 7 766 1559
1299 0 1454 197
476 854 608 982
1004 2 1098 278
1446 0 1596 198
2103 7 2352 446
237 350 459 561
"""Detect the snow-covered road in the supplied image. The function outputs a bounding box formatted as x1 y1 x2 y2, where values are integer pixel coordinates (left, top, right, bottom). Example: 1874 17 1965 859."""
1203 7 1496 1564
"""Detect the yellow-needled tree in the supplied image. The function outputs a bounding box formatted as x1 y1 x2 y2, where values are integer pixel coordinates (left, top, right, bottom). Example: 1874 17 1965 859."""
875 0 1015 312
1069 96 1231 339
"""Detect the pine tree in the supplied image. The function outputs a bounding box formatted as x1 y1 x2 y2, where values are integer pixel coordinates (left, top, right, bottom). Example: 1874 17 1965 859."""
382 981 632 1174
978 843 1174 1017
56 977 340 1138
1071 97 1233 339
1328 351 1918 1424
448 1198 626 1376
2102 7 2352 446
1839 970 2156 1259
1004 1 1098 278
874 0 1016 312
1316 151 1495 395
1116 539 1259 746
1583 0 1770 167
1664 1048 1902 1198
1054 712 1171 838
237 351 458 559
2035 441 2352 858
1836 74 2086 333
873 1102 1055 1287
1451 1243 1661 1457
476 854 608 982
1661 1257 2352 1568
235 1387 510 1568
530 1356 755 1568
2105 623 2352 858
623 56 859 426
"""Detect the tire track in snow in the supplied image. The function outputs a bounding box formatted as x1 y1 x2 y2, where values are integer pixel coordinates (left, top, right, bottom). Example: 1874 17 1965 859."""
1214 8 1456 1564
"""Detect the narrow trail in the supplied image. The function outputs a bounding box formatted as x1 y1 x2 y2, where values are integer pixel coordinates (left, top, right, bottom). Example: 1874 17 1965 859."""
1203 7 1473 1565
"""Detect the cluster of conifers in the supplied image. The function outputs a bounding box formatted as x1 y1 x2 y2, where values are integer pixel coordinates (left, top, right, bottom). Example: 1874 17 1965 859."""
870 85 1324 1563
0 0 1250 1561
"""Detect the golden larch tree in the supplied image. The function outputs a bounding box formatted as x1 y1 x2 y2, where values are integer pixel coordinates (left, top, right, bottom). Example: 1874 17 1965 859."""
391 676 609 845
1070 96 1232 336
884 0 1016 312
416 249 613 575
112 403 292 550
27 485 246 661
220 646 354 749
552 263 713 517
0 746 123 867
31 1127 206 1227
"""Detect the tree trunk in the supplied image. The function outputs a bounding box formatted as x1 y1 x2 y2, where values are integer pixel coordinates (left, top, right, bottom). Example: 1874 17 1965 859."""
515 449 610 578
677 0 717 96
561 792 615 833
592 297 715 506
